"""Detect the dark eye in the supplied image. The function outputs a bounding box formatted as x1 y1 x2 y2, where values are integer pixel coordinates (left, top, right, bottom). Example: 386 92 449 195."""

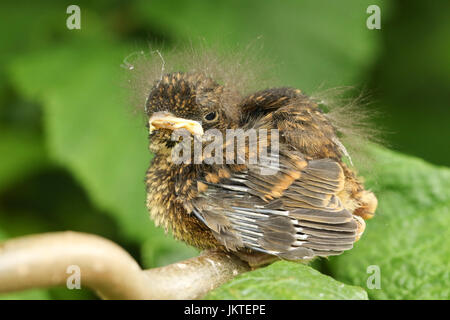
203 111 218 122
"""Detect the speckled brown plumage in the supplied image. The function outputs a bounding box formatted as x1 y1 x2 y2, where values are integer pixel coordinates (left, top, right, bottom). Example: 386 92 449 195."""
145 72 377 264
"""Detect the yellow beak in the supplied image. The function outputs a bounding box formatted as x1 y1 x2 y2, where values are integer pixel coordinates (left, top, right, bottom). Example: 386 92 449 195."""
149 111 204 136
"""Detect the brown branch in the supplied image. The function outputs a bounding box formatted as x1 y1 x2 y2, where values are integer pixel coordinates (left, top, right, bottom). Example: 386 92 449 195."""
0 231 250 299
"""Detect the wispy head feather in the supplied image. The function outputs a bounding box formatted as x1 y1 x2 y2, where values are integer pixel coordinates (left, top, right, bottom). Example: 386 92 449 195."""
122 41 275 116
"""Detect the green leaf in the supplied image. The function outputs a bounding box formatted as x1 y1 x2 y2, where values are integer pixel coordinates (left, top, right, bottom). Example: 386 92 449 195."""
206 261 368 300
328 146 450 299
0 289 52 300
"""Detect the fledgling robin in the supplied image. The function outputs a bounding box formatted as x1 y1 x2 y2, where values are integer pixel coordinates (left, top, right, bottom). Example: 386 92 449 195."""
145 72 377 266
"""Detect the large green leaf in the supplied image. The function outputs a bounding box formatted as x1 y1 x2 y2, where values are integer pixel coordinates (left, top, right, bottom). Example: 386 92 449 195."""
328 146 450 299
206 261 367 300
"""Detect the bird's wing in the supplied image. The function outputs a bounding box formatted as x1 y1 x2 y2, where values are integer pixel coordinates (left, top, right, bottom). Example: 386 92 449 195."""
239 87 341 159
189 89 365 260
191 151 363 260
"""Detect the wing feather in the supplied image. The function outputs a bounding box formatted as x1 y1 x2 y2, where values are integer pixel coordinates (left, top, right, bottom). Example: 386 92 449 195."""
188 89 362 260
190 155 360 260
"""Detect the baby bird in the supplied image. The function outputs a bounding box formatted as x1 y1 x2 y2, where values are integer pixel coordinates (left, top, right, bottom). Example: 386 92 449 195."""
145 72 377 266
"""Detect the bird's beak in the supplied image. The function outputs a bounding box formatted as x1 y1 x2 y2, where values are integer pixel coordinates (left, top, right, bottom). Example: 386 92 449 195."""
149 111 204 136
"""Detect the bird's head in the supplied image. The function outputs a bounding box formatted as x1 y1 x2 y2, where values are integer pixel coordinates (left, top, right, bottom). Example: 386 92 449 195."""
145 72 239 154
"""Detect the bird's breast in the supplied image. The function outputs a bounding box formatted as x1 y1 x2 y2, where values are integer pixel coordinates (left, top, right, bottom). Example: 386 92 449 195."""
145 155 221 249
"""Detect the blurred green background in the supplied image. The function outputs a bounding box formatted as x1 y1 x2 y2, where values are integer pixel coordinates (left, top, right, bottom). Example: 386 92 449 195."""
0 0 449 299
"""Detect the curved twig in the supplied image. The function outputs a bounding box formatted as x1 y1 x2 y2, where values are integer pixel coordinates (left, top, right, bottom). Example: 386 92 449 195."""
0 231 250 299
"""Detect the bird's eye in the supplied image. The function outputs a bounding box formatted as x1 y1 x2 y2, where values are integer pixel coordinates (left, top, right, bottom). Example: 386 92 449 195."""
203 111 218 122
